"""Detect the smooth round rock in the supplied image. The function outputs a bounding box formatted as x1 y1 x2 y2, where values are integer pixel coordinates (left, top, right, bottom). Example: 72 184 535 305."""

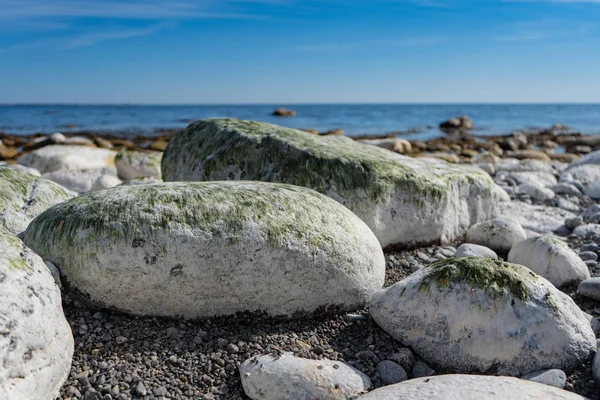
517 183 555 201
42 167 119 194
17 145 116 174
24 182 385 318
0 167 73 234
577 277 600 301
521 369 567 389
585 181 600 199
565 217 584 230
377 361 408 385
161 118 501 248
573 224 600 238
356 375 587 400
455 243 498 259
240 353 371 400
369 257 596 376
507 236 590 288
115 149 162 181
579 251 598 262
412 361 435 378
0 229 74 400
465 218 527 253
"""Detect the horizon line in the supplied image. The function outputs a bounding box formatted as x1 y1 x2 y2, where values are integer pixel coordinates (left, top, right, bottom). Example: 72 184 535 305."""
2 102 600 106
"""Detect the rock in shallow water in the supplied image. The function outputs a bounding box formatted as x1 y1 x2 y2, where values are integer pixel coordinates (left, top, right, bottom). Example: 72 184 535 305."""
355 375 587 400
0 229 74 400
240 353 371 400
508 236 590 288
369 257 596 376
24 181 385 318
161 118 501 248
0 167 73 234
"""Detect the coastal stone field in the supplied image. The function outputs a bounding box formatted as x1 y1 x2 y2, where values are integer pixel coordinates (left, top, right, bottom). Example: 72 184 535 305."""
3 118 600 399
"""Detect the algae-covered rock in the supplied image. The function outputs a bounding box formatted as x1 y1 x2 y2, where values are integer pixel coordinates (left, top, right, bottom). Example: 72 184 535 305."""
508 236 590 288
115 149 162 181
369 257 595 376
0 168 73 234
0 229 74 400
162 118 500 248
24 181 385 318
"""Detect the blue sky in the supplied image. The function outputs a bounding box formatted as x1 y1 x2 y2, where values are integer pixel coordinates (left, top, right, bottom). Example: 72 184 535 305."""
0 0 599 104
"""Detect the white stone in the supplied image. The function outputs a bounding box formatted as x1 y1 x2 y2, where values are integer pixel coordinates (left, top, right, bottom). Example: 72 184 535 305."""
90 174 123 192
455 243 498 259
507 171 557 187
585 181 600 199
369 257 596 376
24 182 385 318
43 167 118 194
115 149 162 181
240 353 371 400
521 369 567 389
0 168 73 234
499 201 576 234
0 229 73 400
508 236 590 288
476 162 495 175
573 224 600 238
356 375 587 400
161 118 501 248
562 164 600 187
498 159 554 173
577 277 600 301
551 183 581 195
567 149 600 169
517 183 555 201
18 145 116 173
465 218 527 253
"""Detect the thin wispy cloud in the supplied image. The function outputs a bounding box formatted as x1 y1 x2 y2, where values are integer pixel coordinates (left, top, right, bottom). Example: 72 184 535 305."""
299 36 448 51
494 19 596 41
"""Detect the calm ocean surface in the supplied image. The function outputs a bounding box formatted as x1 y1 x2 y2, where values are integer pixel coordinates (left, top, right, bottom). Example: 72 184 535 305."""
1 104 599 140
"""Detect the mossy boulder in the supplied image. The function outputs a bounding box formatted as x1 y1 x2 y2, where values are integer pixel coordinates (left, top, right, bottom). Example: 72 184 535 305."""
24 181 385 318
0 229 73 400
115 149 162 181
161 118 501 248
0 168 73 234
369 257 595 376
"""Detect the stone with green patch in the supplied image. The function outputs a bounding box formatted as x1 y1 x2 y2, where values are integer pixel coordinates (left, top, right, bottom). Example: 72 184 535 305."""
0 228 74 400
24 181 385 318
369 257 595 376
161 118 502 248
0 167 73 234
115 149 162 181
508 236 590 288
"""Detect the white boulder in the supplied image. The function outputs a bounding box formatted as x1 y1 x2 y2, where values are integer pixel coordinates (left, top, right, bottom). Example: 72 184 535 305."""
465 218 527 253
566 149 600 169
356 375 586 400
585 181 600 199
43 167 119 194
161 118 501 248
369 257 596 376
0 168 73 234
18 145 116 173
115 149 162 181
455 243 498 259
0 229 74 400
517 183 555 201
508 236 590 288
562 165 600 187
499 202 576 234
24 182 385 318
240 353 371 400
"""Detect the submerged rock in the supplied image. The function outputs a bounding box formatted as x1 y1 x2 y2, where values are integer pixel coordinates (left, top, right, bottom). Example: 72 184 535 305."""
508 236 590 288
0 229 74 400
24 182 385 318
240 353 371 400
356 375 586 400
0 168 73 234
162 118 500 248
369 257 595 376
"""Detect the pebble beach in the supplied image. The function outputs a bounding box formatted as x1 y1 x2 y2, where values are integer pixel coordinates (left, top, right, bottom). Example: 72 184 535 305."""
3 114 600 400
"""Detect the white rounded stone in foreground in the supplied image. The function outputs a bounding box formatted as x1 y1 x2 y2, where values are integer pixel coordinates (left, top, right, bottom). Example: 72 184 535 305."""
508 236 590 288
24 181 385 318
240 353 371 400
465 218 527 253
0 168 73 234
369 257 595 376
356 375 586 400
0 229 74 400
17 145 116 173
455 243 498 259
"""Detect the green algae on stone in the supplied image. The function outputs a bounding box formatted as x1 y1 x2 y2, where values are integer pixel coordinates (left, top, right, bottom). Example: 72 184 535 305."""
161 118 494 207
418 257 537 301
0 229 31 271
24 181 362 260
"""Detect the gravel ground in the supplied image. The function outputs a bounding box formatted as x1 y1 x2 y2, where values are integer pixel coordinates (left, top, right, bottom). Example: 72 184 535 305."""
58 195 600 400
